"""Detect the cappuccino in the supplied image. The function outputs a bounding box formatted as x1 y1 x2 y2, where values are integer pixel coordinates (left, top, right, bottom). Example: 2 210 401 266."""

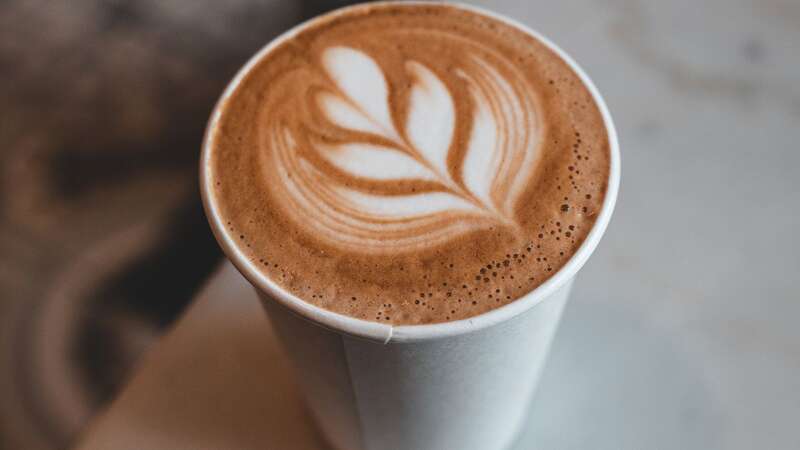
207 3 610 325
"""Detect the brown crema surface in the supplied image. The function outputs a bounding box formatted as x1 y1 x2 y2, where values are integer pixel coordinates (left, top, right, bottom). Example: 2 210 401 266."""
208 3 610 325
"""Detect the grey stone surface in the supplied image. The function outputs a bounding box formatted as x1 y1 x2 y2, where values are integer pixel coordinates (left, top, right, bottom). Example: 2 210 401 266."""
482 0 800 448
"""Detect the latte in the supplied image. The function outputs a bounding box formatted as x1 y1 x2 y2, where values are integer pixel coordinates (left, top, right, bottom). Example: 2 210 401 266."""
206 3 610 325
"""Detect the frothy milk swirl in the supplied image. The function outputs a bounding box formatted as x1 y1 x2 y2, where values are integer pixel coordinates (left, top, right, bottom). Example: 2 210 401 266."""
208 3 611 325
262 40 541 252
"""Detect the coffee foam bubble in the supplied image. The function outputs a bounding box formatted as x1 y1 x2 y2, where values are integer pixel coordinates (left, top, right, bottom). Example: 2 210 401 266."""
208 3 610 325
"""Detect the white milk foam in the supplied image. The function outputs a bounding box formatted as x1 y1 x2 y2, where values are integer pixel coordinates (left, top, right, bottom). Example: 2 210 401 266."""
209 2 611 324
271 46 540 252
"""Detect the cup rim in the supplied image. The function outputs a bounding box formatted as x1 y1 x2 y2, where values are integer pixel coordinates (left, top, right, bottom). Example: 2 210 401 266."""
199 1 620 344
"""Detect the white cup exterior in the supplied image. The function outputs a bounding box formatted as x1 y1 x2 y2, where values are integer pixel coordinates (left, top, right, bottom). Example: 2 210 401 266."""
261 279 573 450
200 3 620 449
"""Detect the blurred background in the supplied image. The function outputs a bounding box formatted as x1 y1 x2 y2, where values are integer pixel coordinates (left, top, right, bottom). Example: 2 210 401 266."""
1 0 798 449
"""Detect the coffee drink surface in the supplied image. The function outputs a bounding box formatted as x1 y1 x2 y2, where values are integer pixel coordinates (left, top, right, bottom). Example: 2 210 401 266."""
207 3 610 325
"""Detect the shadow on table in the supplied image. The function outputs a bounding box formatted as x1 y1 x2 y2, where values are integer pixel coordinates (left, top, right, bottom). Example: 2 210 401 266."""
75 263 332 450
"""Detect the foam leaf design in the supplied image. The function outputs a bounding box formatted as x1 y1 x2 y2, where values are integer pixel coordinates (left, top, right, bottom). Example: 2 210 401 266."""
317 93 389 138
461 81 499 208
405 61 455 179
315 141 437 182
317 46 473 217
269 45 540 252
333 187 481 218
322 47 399 140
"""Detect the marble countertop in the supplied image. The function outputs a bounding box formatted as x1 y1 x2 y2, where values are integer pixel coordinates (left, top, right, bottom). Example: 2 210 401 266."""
481 0 799 448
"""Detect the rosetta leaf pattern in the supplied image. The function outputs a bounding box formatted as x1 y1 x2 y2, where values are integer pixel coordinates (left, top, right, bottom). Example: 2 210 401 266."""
271 45 539 251
319 46 489 217
404 61 455 181
322 47 399 140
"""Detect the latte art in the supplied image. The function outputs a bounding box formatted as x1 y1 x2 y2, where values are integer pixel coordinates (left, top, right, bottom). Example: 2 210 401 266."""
265 41 541 252
207 3 611 325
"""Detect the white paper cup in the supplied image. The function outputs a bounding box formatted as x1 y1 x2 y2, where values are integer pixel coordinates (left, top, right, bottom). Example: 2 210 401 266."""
200 3 620 449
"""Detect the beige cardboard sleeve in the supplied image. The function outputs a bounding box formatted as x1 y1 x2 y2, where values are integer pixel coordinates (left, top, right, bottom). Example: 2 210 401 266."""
260 280 571 450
